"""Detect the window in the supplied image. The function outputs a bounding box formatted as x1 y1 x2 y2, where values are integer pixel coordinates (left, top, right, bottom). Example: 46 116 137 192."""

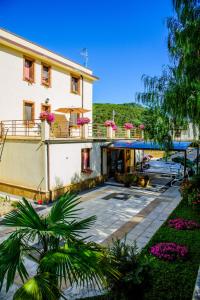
71 75 80 94
81 148 91 172
41 64 51 86
70 112 80 126
41 103 51 113
23 101 35 124
23 57 34 83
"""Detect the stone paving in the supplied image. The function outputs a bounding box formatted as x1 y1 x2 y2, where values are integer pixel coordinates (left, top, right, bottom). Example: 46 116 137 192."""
0 183 181 299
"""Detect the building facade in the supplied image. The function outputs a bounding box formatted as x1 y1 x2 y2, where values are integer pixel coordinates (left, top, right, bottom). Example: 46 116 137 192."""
0 29 142 200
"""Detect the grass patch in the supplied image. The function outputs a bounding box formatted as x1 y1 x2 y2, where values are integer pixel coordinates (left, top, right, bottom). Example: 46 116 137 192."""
141 199 200 300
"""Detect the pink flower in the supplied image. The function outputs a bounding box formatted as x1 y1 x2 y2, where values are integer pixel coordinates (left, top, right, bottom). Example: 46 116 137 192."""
77 117 90 125
139 124 145 130
124 123 134 130
40 112 55 123
104 120 115 127
40 111 48 121
150 242 188 261
168 218 200 230
112 124 118 131
47 113 55 123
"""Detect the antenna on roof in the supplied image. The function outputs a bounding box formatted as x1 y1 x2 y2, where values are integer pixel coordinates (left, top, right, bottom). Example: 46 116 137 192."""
80 48 88 67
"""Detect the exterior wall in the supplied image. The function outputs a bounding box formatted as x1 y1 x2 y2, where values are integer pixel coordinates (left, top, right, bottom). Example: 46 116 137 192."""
49 141 106 190
0 139 47 197
0 44 93 121
179 123 200 141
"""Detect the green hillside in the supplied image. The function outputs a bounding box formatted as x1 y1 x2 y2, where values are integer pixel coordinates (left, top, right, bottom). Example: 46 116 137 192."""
93 103 147 126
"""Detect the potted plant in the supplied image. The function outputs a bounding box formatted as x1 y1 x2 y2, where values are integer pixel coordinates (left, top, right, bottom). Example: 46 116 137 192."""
77 117 90 139
104 120 115 138
124 123 134 138
124 173 134 187
137 175 150 187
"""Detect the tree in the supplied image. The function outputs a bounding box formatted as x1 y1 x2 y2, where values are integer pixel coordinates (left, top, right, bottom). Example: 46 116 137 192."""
0 194 117 299
137 0 200 133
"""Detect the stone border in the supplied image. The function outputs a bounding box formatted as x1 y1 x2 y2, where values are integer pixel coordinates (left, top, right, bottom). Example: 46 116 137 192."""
193 266 200 300
101 198 162 246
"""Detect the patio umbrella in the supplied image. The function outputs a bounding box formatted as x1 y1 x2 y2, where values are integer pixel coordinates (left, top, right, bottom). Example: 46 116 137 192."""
55 107 90 114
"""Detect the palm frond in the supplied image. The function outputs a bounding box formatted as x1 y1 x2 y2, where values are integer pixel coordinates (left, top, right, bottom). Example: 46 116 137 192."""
1 198 45 230
47 192 82 224
39 241 118 290
0 232 30 292
13 273 61 300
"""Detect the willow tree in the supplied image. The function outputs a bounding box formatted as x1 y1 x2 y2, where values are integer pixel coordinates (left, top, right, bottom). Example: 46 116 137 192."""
137 0 200 141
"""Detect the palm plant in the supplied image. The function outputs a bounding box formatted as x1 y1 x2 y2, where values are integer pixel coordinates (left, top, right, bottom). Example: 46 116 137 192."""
0 193 117 300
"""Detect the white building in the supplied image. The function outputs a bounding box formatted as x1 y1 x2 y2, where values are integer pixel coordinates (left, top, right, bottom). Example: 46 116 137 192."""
0 28 143 201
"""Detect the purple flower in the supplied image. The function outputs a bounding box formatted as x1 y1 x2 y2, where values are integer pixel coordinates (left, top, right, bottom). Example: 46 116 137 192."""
150 242 188 261
124 123 134 130
168 218 200 230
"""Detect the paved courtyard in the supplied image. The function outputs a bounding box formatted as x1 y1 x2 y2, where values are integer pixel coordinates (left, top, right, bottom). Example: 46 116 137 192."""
0 182 181 299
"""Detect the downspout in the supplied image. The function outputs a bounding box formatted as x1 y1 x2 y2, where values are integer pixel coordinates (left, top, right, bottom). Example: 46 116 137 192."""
81 75 84 117
46 141 52 201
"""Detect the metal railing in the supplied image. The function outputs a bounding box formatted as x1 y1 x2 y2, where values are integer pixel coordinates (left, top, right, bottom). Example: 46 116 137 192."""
0 119 143 140
0 120 41 137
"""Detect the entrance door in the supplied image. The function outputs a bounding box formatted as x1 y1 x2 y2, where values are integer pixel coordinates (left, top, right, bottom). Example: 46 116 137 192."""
107 149 125 178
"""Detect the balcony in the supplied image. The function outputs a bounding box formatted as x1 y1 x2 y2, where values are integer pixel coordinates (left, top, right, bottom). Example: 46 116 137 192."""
0 119 196 142
0 119 142 140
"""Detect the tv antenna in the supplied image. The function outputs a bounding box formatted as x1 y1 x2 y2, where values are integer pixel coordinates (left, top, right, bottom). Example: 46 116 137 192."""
80 48 88 67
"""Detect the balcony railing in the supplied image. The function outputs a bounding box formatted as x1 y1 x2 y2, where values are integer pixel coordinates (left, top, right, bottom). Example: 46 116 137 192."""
0 119 196 141
0 120 41 137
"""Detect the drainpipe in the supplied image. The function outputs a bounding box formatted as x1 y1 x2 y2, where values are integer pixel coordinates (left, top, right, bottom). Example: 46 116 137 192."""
46 141 52 201
81 75 84 117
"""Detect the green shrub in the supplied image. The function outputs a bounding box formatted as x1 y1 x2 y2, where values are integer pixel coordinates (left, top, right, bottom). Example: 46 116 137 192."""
106 238 152 300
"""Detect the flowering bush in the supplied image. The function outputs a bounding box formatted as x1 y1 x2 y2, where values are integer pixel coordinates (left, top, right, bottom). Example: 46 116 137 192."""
40 112 55 124
104 120 115 127
168 218 200 230
124 123 134 130
139 124 145 130
77 117 90 125
150 242 188 261
180 176 200 208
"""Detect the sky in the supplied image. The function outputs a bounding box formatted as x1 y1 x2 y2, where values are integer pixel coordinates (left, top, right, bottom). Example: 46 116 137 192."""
0 0 173 103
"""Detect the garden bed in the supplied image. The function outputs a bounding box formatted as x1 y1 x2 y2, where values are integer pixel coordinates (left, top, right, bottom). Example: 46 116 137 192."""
140 199 200 300
0 197 18 217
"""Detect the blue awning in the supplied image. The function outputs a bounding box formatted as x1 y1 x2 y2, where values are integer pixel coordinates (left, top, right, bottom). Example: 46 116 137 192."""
109 140 192 151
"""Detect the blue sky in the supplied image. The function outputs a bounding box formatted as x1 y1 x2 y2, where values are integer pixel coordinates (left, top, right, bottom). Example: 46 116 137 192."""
0 0 173 103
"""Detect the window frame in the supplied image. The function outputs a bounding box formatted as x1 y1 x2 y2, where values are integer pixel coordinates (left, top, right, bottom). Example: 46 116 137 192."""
41 63 51 87
70 74 81 95
23 56 35 83
23 100 35 126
